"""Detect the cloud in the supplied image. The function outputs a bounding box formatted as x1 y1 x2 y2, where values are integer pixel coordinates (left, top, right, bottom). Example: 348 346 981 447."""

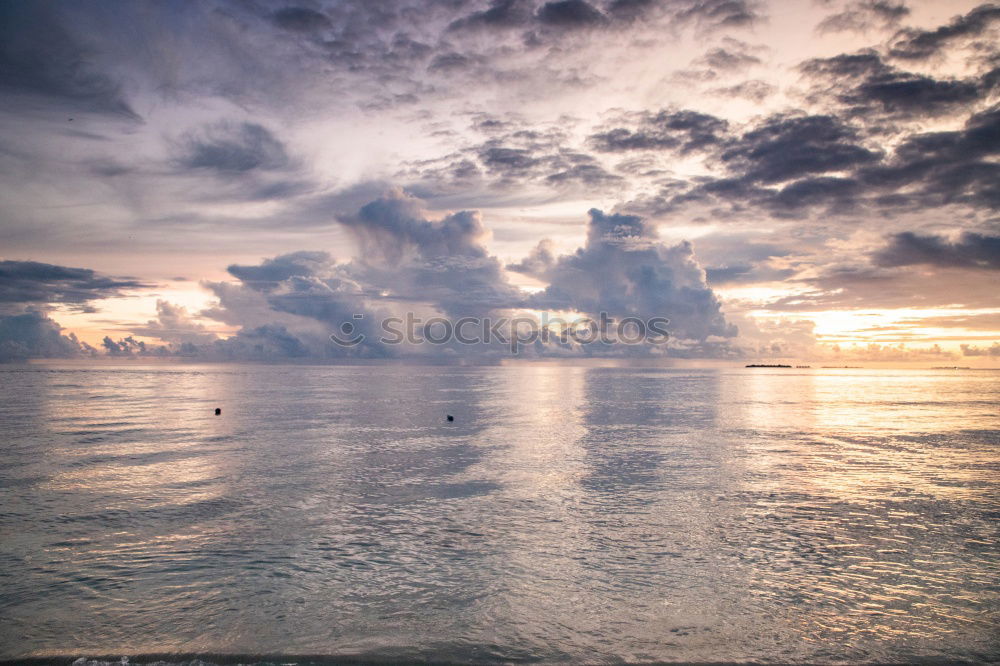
708 79 775 102
270 7 333 32
0 310 93 361
872 231 1000 270
888 3 1000 60
402 122 623 197
177 122 289 174
718 113 880 184
448 0 531 31
856 106 1000 209
651 103 1000 215
824 342 956 362
227 251 335 290
961 342 1000 356
801 51 990 119
513 208 737 341
606 0 659 21
212 324 310 359
674 0 761 30
0 2 139 119
132 193 742 360
589 109 729 153
0 260 147 314
761 261 1000 311
816 0 909 34
537 0 607 27
338 189 524 316
694 38 764 70
132 300 218 346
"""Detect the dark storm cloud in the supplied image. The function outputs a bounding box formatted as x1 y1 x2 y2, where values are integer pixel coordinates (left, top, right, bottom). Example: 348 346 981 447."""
0 260 148 313
606 0 659 20
855 106 1000 210
653 101 1000 215
888 3 1000 60
801 51 991 119
178 122 289 174
595 112 885 215
873 231 1000 270
270 7 333 32
537 0 607 26
0 2 138 119
589 109 729 153
718 114 880 184
446 0 760 36
816 0 909 34
447 0 531 30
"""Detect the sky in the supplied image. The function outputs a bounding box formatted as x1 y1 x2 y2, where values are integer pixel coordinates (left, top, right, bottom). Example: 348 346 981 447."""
0 0 998 365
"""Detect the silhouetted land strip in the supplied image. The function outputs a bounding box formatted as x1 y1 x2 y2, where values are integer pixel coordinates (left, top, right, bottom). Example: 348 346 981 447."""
745 364 791 368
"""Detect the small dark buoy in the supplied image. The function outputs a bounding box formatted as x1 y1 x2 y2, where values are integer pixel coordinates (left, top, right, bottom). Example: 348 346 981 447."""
446 414 454 422
214 408 221 415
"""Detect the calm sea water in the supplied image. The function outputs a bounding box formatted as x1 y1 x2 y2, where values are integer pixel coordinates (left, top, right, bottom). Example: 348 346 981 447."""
0 364 998 663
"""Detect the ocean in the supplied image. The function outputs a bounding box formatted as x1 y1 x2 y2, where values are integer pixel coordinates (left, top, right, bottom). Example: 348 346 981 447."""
0 364 998 663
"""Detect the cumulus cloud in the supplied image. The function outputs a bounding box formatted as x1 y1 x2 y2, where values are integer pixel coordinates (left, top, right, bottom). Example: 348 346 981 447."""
132 300 218 346
513 208 737 342
100 193 740 361
824 342 956 362
0 310 93 362
337 189 524 316
961 342 1000 356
